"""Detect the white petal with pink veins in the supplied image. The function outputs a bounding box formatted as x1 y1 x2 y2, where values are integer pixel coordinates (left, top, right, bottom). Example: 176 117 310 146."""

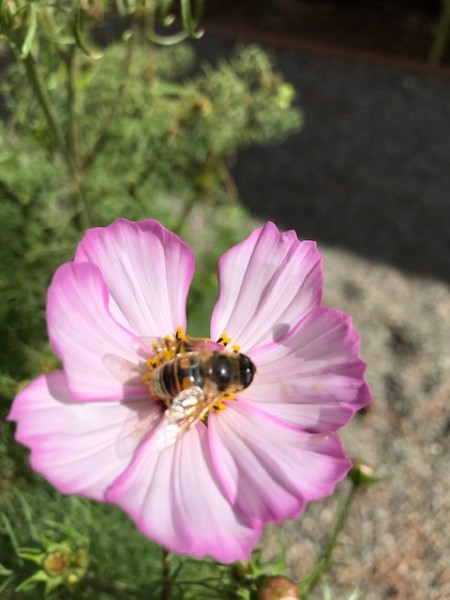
75 219 194 337
208 401 350 528
47 262 146 401
8 372 161 501
210 222 323 351
244 307 371 431
107 421 260 562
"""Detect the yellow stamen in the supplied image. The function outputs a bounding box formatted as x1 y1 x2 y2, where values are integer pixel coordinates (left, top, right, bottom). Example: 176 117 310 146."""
232 344 240 353
212 400 227 412
147 357 159 370
162 348 174 361
176 326 187 341
217 332 231 346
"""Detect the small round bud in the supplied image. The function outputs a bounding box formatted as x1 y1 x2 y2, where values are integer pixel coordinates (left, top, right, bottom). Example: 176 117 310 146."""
348 459 377 486
258 575 299 600
66 572 80 585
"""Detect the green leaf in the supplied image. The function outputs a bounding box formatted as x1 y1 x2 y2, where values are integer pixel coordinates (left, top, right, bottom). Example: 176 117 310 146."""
0 563 13 577
1 513 20 554
15 569 49 592
0 575 15 595
20 2 38 58
72 2 102 58
180 0 204 39
15 488 39 541
17 546 44 566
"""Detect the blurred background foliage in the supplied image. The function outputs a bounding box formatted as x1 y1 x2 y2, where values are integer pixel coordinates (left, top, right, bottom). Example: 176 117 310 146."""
0 1 302 597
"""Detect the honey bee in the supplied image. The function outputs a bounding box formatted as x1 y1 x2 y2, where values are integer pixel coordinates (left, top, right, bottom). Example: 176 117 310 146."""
112 333 256 455
150 346 256 429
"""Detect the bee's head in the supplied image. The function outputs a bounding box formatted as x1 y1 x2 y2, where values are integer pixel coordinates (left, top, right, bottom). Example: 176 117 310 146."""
238 353 256 389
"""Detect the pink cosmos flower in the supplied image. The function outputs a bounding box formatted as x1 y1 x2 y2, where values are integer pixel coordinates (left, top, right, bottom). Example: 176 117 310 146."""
9 220 370 563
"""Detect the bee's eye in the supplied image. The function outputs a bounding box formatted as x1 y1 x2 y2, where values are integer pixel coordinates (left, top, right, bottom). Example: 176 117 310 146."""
211 355 232 389
239 354 256 389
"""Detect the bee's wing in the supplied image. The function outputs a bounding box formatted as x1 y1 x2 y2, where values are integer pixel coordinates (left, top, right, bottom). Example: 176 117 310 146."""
116 404 163 459
117 389 206 455
102 354 145 386
165 386 221 428
117 387 223 456
131 336 163 359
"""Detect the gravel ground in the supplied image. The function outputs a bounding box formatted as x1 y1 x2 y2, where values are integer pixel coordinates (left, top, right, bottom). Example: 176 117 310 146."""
197 35 450 599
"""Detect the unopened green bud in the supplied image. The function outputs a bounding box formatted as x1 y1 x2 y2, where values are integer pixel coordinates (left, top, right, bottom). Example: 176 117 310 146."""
348 459 377 486
66 572 80 585
258 575 299 600
231 560 253 583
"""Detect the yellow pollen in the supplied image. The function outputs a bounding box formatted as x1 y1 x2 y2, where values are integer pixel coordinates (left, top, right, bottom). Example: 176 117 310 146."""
147 358 159 369
212 400 227 412
232 344 240 353
211 392 235 412
176 326 187 341
162 348 173 361
217 332 231 346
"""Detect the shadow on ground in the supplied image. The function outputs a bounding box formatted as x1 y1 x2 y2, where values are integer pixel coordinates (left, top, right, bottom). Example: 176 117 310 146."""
198 35 450 282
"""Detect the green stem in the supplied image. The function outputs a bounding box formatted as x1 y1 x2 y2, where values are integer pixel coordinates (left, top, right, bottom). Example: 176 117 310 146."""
172 195 198 236
429 0 450 64
161 549 172 600
22 51 68 162
66 45 80 165
21 50 90 231
81 7 140 173
65 45 90 231
299 482 358 595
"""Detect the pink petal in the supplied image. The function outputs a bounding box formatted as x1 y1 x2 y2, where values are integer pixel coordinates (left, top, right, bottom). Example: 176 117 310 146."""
8 372 161 501
208 401 350 528
244 307 371 431
107 422 260 562
47 261 146 401
210 222 323 351
75 219 194 337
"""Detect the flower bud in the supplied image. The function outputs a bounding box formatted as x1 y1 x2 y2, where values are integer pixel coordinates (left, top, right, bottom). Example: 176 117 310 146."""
231 560 253 583
348 459 377 486
66 572 80 585
258 575 299 600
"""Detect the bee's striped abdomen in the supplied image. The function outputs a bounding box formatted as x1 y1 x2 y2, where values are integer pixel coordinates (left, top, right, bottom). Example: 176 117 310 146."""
153 354 205 403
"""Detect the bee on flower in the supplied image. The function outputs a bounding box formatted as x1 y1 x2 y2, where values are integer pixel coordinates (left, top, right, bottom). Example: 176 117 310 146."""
9 220 370 562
